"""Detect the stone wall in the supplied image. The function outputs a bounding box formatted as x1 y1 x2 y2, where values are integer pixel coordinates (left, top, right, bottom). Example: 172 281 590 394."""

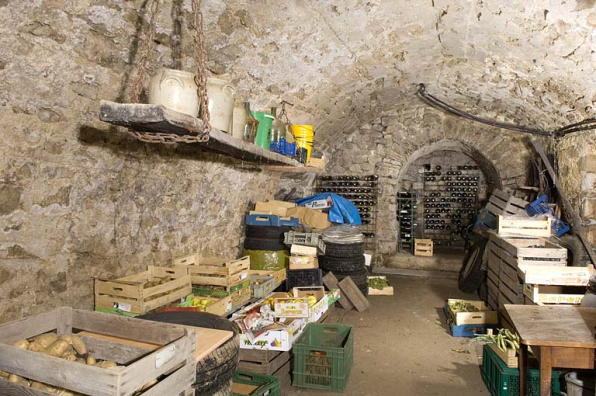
0 1 281 322
326 103 536 268
557 131 596 244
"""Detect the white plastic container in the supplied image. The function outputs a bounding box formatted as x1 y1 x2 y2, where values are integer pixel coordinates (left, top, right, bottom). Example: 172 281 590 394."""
147 68 199 117
207 78 236 133
565 372 595 396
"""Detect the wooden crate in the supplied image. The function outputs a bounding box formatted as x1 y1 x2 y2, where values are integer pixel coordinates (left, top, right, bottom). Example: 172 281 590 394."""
523 283 585 305
367 276 394 295
249 268 287 285
518 265 594 286
414 239 433 257
497 215 551 237
488 343 518 368
230 285 252 310
486 189 528 217
0 307 196 396
175 256 250 291
497 236 567 267
238 349 291 375
95 266 192 315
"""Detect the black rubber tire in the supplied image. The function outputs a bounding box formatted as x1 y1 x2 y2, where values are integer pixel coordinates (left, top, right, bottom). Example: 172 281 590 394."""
557 234 594 267
137 311 239 395
319 255 365 273
458 239 487 294
245 225 289 239
244 237 286 251
477 271 488 303
323 242 365 258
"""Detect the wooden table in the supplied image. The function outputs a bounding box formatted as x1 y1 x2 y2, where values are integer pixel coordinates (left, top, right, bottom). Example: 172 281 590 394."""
505 305 596 396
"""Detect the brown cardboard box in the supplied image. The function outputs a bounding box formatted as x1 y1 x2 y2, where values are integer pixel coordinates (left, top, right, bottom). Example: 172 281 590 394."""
254 200 297 217
289 256 318 270
286 206 331 230
290 244 317 256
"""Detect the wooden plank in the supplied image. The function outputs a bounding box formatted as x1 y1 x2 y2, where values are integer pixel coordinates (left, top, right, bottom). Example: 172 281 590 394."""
551 346 595 369
338 277 370 312
323 272 353 311
505 305 596 348
79 335 153 365
498 215 550 237
262 165 324 174
139 360 195 396
99 100 304 167
540 346 552 396
72 309 185 345
0 310 59 344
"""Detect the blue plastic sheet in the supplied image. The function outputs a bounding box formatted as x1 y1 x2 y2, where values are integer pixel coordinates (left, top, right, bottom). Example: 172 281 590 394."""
295 193 362 225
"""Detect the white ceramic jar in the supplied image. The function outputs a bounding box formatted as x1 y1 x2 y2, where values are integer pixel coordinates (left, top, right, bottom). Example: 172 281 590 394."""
207 78 236 133
147 68 199 117
230 99 248 140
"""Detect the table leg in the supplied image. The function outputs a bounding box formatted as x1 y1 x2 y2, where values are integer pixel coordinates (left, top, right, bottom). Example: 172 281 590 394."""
540 346 552 396
519 343 528 396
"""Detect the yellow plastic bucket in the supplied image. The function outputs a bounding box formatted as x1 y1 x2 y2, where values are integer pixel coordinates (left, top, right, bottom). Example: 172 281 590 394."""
291 125 314 163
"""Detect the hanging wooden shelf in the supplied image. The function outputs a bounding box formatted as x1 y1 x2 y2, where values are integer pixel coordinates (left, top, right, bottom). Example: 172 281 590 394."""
98 100 310 167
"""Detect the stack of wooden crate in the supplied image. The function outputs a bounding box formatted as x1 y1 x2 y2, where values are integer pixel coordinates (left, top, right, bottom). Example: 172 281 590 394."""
486 233 569 313
485 189 529 217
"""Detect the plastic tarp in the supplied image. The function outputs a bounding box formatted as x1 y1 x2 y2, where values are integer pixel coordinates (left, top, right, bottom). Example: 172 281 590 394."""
295 193 361 225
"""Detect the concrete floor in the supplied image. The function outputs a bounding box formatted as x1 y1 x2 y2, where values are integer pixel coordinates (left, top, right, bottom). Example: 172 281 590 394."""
282 274 489 396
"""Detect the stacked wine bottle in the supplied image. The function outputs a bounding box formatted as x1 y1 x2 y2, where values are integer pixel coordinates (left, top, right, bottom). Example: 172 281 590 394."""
397 192 417 253
316 175 378 252
420 164 481 248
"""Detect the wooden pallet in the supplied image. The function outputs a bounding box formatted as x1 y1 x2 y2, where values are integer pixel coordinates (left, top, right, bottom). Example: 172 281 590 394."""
485 189 528 217
238 349 291 375
175 256 250 291
497 215 551 237
414 238 433 257
95 266 192 314
0 307 196 396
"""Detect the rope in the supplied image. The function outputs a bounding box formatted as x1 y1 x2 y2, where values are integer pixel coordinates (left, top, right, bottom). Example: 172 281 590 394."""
191 0 211 135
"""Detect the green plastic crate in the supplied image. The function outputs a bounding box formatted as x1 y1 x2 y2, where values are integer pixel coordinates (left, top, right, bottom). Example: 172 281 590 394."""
232 370 281 396
292 323 354 392
481 345 561 396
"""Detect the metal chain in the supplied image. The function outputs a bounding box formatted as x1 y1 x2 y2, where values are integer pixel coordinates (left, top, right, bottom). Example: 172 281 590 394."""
131 0 160 103
191 0 211 137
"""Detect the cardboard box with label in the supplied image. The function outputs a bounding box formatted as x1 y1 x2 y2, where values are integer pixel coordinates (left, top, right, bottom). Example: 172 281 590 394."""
238 318 306 351
289 256 318 270
292 287 329 323
286 206 332 230
254 200 296 217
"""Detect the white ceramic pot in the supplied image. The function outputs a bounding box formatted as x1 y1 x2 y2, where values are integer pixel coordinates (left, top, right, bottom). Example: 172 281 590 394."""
207 78 236 133
230 100 247 140
147 68 199 117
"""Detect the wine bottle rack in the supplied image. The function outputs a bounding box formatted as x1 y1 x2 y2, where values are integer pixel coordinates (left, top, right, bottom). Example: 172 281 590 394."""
397 192 417 253
315 174 378 253
418 164 482 249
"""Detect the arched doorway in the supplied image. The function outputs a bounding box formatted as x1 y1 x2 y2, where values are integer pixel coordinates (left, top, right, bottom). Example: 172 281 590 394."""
395 140 502 258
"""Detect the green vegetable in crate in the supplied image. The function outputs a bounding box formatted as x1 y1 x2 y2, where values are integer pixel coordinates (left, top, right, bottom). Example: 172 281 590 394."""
367 277 389 290
475 328 520 354
448 300 480 314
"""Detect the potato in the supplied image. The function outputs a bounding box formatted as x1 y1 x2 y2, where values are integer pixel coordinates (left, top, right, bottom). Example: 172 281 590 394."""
31 381 52 391
0 370 9 379
96 360 117 369
32 333 58 348
137 379 158 392
63 353 77 361
159 275 171 284
43 339 70 357
86 356 97 366
59 334 87 355
27 342 45 352
12 339 29 350
76 358 86 364
8 373 29 386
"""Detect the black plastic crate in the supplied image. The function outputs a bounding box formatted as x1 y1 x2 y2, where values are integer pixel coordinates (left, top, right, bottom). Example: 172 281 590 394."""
286 269 323 289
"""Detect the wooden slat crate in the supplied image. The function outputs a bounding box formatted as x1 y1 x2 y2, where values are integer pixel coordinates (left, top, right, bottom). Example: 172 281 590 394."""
0 307 196 396
95 266 192 315
496 236 567 267
523 283 586 305
230 285 252 310
238 349 292 375
175 256 250 291
485 189 528 217
414 239 433 257
497 215 551 237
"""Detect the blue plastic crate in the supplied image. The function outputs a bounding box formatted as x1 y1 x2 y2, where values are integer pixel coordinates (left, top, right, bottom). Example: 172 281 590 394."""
245 214 300 227
525 195 570 236
473 209 497 235
444 306 497 337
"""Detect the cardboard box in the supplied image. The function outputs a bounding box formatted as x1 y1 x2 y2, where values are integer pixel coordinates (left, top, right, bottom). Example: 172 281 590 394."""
238 318 306 351
254 200 296 217
292 286 325 300
274 296 309 318
523 283 585 305
289 255 318 270
286 206 331 230
303 197 332 210
518 265 594 286
291 287 329 322
308 157 325 168
290 244 317 256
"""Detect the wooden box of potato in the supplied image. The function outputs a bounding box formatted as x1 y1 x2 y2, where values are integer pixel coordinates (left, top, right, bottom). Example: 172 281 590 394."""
95 266 192 315
174 255 250 292
0 306 196 396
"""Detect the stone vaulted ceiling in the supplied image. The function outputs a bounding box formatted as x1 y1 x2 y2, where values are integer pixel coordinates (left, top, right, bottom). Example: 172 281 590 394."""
200 0 596 145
